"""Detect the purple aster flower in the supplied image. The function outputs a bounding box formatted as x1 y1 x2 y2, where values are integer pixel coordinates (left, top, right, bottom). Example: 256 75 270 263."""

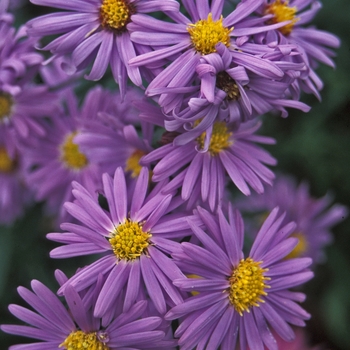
141 120 276 211
167 206 314 350
148 42 309 131
237 174 348 264
47 167 196 316
27 0 180 96
254 0 340 99
0 131 31 225
55 268 178 349
1 278 175 349
20 86 116 224
129 0 292 91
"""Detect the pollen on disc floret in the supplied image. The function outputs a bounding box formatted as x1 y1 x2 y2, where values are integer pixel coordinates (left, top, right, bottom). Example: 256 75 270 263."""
59 330 109 350
187 13 233 55
60 132 88 170
99 0 135 32
196 121 233 156
109 219 152 261
265 0 299 35
228 257 271 315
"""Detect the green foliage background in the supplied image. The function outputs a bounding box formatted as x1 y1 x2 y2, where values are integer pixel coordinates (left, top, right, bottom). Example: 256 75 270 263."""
1 0 350 349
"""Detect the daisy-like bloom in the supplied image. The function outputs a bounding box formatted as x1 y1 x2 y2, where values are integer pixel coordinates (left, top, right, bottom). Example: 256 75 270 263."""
237 174 348 264
27 0 180 96
167 206 314 350
1 278 175 349
149 43 309 133
128 0 292 93
21 86 115 223
47 167 196 316
195 47 309 123
141 120 276 211
54 268 178 350
0 132 31 225
255 0 340 99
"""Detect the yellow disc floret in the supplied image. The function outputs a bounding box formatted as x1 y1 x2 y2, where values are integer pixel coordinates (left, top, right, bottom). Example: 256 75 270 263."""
197 121 233 156
0 147 16 173
60 330 109 350
100 0 135 32
265 0 299 35
285 232 308 259
228 258 270 315
0 93 12 121
109 219 151 261
125 149 145 178
187 13 232 55
60 132 88 170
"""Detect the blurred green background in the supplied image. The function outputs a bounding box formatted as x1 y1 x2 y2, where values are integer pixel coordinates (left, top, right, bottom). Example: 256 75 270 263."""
1 0 350 349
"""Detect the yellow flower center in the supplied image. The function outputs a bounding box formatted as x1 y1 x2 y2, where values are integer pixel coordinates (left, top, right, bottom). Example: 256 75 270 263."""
125 149 145 178
228 258 270 316
216 71 241 101
0 93 12 121
99 0 135 32
60 132 88 170
285 232 308 259
59 331 109 350
109 219 152 261
197 121 233 156
187 13 232 55
265 0 299 35
0 147 16 173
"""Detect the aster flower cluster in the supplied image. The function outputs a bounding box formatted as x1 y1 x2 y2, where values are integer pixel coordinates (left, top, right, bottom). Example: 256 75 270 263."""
0 0 347 349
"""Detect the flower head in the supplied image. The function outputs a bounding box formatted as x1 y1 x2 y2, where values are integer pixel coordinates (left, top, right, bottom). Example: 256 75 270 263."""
167 206 314 350
141 120 276 211
27 0 180 96
129 0 293 97
47 166 195 315
148 42 309 131
1 278 175 349
255 0 340 99
21 86 116 224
